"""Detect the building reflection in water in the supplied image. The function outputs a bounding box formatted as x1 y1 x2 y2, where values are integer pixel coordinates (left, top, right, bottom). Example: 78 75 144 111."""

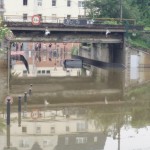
10 42 82 77
3 41 150 149
1 100 150 150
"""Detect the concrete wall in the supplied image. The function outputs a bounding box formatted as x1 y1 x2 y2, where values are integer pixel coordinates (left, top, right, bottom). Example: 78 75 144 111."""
79 43 110 83
124 46 150 88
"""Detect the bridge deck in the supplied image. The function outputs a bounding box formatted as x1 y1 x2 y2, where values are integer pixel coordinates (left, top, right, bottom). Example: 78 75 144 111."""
5 22 143 33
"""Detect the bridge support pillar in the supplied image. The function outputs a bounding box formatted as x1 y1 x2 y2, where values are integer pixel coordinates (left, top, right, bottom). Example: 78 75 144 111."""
90 43 109 82
91 43 109 62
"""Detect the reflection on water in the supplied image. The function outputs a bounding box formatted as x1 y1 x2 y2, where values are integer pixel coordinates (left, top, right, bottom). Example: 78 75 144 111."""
10 42 82 77
1 102 150 150
1 43 150 149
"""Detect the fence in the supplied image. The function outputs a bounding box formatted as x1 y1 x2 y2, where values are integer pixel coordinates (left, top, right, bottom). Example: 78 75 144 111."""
3 15 136 25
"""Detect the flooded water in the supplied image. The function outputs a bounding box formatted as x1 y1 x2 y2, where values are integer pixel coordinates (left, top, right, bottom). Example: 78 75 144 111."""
1 45 150 149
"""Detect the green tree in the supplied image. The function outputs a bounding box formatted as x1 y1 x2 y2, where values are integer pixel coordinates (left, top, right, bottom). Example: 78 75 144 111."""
85 0 120 18
0 17 12 53
0 18 11 37
85 0 149 26
131 0 150 25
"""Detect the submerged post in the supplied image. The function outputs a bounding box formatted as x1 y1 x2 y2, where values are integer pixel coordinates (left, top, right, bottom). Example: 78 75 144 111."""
6 98 11 149
18 96 22 127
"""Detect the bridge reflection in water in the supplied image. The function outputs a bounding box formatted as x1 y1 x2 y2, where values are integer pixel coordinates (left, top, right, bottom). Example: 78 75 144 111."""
9 41 124 104
10 67 124 104
1 57 150 150
1 101 150 150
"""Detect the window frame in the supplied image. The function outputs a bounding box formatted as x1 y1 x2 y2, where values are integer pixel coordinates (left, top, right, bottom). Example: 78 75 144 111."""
67 0 71 7
52 0 56 6
22 126 27 133
78 1 84 7
67 15 71 19
23 0 28 6
37 0 42 6
23 14 28 21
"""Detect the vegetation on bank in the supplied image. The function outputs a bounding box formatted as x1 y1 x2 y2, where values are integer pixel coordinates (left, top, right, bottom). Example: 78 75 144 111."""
85 0 150 50
127 31 150 50
125 83 150 101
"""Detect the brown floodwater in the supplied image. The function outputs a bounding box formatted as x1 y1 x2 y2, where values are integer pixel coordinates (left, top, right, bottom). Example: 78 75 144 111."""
0 62 150 149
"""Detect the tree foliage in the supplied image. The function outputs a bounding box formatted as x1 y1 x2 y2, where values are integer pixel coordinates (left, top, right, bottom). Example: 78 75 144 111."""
0 17 12 53
85 0 150 26
0 18 10 39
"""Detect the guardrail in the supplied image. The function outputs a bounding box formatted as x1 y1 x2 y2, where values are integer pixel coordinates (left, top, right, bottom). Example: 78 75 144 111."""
3 15 136 25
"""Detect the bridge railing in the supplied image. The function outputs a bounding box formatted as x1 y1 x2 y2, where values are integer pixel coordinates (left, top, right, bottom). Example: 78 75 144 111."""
3 15 136 25
4 15 65 24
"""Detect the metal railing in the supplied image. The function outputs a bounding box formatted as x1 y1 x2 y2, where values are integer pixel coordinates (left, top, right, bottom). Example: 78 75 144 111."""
4 15 65 24
3 15 136 25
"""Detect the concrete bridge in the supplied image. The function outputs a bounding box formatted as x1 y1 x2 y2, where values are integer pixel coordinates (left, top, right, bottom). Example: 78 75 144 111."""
2 19 144 103
5 19 143 66
5 20 142 43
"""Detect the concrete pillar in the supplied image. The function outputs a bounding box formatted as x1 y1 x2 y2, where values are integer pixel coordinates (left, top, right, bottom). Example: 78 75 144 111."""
90 43 109 82
91 43 110 62
81 68 87 76
78 44 82 56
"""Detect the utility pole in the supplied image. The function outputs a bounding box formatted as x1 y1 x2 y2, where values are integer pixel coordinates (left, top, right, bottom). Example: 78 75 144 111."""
120 0 123 20
84 0 87 18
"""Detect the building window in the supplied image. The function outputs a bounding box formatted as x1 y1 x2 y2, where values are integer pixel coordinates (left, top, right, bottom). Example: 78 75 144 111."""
78 15 84 19
66 126 70 132
23 0 28 5
36 127 41 133
37 70 41 74
19 140 29 148
46 70 50 74
67 15 71 19
52 0 56 6
78 1 84 7
51 127 55 133
67 0 71 7
38 14 42 21
43 140 49 147
94 136 98 142
77 122 88 132
23 14 27 21
22 127 27 133
23 70 27 76
0 0 4 9
52 14 57 20
37 0 42 6
65 137 69 145
76 137 87 144
42 70 45 74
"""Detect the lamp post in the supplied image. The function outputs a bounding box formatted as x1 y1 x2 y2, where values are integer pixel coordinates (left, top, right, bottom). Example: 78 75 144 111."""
7 43 10 95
